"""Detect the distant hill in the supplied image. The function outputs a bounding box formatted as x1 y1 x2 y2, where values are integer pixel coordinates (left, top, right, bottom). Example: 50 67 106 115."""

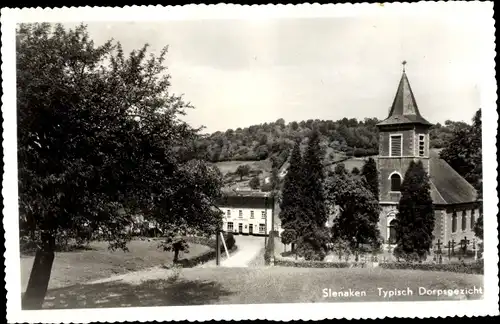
194 117 468 171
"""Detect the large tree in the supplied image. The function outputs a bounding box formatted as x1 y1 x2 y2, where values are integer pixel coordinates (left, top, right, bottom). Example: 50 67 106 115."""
393 160 435 261
278 141 304 248
325 164 381 258
298 129 329 260
17 23 223 309
361 157 379 201
440 108 482 197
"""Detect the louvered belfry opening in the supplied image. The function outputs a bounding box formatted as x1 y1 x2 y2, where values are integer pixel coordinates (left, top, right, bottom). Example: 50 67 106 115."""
390 135 402 156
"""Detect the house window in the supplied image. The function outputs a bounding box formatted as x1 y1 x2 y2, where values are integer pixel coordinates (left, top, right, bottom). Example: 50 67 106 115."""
261 211 267 219
470 210 475 229
452 212 457 233
226 210 231 218
250 211 254 219
239 210 243 218
259 224 266 233
461 210 467 231
390 135 402 157
390 173 402 192
418 134 425 157
227 222 234 232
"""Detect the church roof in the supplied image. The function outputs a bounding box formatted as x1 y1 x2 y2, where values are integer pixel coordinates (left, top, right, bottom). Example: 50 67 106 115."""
377 67 433 127
428 150 478 205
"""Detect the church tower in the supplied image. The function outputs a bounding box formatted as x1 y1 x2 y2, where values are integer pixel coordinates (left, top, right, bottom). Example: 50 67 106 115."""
376 62 433 245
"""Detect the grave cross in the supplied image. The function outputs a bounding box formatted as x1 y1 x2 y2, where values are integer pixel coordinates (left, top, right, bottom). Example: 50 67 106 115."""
436 239 443 254
435 239 443 264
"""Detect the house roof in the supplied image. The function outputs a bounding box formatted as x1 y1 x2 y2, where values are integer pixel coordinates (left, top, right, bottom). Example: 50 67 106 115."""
377 67 433 127
428 150 478 205
221 187 272 198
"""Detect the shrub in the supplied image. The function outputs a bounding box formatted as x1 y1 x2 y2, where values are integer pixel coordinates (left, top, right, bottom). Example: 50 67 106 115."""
224 232 236 251
379 259 484 274
274 259 367 268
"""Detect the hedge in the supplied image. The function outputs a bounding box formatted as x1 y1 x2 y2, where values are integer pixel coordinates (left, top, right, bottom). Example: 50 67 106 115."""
379 260 484 274
274 259 367 268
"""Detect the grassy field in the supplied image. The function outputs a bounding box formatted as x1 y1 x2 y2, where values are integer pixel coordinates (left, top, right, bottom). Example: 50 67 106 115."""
215 160 272 176
20 240 211 292
39 266 484 309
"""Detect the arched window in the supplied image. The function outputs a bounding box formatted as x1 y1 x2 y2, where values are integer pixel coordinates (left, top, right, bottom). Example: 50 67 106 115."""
461 210 467 231
390 173 402 192
470 210 476 229
452 211 457 233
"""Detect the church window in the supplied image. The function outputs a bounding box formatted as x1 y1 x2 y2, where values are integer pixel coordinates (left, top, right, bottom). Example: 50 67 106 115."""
390 134 402 157
452 212 457 233
461 210 467 231
390 173 402 192
418 134 425 157
470 210 475 229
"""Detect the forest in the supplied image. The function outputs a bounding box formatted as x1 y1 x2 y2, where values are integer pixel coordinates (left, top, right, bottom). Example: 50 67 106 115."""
192 117 473 169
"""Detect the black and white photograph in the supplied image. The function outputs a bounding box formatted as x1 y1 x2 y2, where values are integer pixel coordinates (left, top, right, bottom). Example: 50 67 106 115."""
2 2 498 323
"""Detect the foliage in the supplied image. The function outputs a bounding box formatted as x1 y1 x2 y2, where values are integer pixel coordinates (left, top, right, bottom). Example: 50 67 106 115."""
280 228 297 245
278 141 304 233
274 259 367 268
17 23 223 308
224 232 236 251
351 167 360 175
159 234 189 262
326 164 381 252
361 157 379 201
298 129 329 260
429 120 470 148
235 164 251 180
249 176 260 190
474 213 483 240
394 160 435 261
199 115 464 164
440 109 482 198
331 237 353 262
379 259 484 274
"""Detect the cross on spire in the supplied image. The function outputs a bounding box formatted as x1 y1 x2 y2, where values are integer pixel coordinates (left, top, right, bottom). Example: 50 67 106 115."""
402 60 407 72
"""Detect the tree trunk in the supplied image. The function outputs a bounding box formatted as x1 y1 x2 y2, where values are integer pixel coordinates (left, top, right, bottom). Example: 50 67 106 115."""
22 232 55 310
174 248 179 263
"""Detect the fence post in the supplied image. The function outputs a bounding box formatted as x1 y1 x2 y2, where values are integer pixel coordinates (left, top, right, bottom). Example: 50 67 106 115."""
216 230 221 266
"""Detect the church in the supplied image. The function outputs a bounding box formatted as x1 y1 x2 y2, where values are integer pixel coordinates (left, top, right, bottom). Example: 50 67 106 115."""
376 63 482 250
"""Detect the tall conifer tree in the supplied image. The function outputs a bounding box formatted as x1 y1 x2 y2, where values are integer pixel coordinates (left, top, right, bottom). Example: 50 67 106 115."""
361 157 379 201
298 129 329 260
279 141 303 246
394 160 435 261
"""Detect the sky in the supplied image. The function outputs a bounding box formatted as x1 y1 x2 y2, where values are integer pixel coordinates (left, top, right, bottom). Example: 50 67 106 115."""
61 12 491 133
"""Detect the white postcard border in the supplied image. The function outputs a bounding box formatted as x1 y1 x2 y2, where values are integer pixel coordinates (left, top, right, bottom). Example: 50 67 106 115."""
2 3 498 323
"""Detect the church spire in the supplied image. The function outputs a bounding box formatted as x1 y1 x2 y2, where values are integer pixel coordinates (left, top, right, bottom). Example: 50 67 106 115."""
377 62 432 127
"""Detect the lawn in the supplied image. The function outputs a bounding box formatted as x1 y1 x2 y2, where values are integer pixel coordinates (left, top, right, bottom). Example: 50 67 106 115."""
215 160 272 176
20 239 211 293
39 266 483 309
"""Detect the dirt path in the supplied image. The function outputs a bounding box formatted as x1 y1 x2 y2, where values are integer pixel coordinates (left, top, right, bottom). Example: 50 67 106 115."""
85 235 266 285
198 235 265 268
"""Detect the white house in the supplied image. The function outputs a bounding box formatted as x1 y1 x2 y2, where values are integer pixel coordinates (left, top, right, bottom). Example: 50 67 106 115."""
218 188 280 236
